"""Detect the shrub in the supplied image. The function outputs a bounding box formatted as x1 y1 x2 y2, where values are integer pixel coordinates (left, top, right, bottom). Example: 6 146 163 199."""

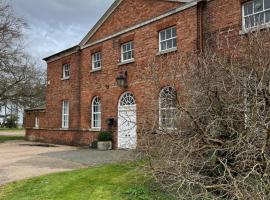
3 116 18 128
98 131 113 141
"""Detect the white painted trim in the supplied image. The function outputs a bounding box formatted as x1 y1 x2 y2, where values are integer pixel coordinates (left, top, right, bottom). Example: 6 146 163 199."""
45 0 204 63
62 101 69 129
81 0 201 50
79 0 187 46
91 96 101 129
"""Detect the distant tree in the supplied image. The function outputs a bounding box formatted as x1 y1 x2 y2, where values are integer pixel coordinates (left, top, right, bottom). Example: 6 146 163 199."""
0 1 46 108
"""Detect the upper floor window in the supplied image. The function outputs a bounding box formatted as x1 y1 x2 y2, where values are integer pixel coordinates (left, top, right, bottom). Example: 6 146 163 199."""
159 26 177 52
62 101 69 129
121 41 134 62
243 0 270 30
92 52 102 70
91 97 101 129
62 63 70 79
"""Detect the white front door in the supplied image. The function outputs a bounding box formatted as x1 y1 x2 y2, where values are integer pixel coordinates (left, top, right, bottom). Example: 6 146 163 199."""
118 92 137 149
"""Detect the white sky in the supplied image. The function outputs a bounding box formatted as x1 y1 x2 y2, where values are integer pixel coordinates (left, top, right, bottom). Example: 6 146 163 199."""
9 0 114 68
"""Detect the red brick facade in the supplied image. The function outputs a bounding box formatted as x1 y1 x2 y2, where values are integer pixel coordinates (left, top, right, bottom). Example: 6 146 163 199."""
25 0 254 147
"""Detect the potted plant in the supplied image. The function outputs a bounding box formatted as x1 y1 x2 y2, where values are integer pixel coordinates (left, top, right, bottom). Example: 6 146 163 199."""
97 131 113 150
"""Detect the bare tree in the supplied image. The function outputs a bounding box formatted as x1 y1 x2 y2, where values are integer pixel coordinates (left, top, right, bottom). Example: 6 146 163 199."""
0 1 45 108
139 30 270 200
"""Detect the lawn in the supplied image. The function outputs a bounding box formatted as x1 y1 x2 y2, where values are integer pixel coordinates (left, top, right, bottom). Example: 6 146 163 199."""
0 136 25 143
0 163 174 200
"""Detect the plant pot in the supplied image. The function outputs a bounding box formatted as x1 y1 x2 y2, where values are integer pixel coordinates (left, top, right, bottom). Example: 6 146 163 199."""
97 141 112 151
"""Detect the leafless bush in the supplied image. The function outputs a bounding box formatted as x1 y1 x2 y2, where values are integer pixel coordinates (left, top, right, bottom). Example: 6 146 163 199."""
139 30 270 200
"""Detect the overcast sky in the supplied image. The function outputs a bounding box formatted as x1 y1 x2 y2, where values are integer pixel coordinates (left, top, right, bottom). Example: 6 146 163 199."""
9 0 114 68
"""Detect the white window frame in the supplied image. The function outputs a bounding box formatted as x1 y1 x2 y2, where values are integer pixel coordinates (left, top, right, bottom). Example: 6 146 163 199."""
121 41 134 62
62 101 69 129
242 0 270 30
159 87 177 130
62 63 70 79
159 26 177 52
91 97 101 129
92 52 102 70
35 115 39 128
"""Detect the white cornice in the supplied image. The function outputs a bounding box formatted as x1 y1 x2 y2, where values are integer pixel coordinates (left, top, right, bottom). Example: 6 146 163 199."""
81 0 201 50
79 0 188 46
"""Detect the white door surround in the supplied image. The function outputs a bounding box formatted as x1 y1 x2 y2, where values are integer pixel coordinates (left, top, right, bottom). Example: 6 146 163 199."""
118 92 137 149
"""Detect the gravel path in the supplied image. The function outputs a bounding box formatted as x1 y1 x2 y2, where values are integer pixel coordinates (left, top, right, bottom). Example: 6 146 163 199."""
0 130 25 137
0 140 136 185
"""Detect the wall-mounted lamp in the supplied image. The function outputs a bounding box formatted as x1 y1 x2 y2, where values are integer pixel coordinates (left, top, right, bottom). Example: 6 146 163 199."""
116 71 128 88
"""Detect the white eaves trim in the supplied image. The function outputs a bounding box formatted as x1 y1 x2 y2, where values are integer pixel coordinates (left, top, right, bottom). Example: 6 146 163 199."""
79 0 192 46
81 0 204 50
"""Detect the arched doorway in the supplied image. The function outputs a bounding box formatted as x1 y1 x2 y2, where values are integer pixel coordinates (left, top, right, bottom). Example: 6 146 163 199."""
118 92 137 149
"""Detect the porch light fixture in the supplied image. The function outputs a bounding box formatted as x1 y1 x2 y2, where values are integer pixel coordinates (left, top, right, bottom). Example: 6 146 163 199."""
116 71 128 88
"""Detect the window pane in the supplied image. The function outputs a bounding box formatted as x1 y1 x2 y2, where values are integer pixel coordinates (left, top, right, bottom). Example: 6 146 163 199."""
167 39 173 49
244 2 253 15
166 28 172 39
123 53 127 61
254 0 263 12
160 31 166 41
254 13 264 25
266 10 270 22
128 51 132 59
245 15 255 28
172 38 177 48
172 27 176 37
265 0 270 9
161 41 166 51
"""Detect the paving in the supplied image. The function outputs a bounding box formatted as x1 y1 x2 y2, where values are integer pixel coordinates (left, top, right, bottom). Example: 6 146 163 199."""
0 140 137 186
0 130 25 137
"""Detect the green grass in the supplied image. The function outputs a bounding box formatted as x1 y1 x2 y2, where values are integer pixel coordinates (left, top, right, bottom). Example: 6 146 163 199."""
0 163 174 200
0 136 25 143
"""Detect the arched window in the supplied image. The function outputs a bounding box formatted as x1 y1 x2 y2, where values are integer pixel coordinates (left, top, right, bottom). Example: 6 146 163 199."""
92 97 101 129
119 92 136 106
159 87 177 129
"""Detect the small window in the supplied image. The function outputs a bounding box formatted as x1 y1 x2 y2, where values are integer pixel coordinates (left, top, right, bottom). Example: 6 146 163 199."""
35 115 39 128
62 64 70 79
159 87 177 130
121 41 134 62
62 101 69 129
243 0 270 30
159 27 177 52
92 52 102 70
92 97 101 129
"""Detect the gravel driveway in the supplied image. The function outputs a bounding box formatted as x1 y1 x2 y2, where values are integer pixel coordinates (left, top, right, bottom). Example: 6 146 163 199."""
0 140 136 185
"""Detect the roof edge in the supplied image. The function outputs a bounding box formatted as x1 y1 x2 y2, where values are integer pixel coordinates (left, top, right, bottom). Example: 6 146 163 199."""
43 45 80 63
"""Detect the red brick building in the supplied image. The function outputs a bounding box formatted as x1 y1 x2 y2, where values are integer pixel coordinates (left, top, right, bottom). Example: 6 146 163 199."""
25 0 270 148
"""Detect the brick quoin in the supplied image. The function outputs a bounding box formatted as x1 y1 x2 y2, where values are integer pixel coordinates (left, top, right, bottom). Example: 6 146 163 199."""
25 0 258 148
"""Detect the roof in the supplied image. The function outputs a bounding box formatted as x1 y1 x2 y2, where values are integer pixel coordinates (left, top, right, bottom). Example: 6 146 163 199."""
79 0 191 46
43 0 199 63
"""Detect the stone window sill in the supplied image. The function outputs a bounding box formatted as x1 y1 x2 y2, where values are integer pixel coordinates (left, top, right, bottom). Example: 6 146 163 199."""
90 68 102 73
239 23 270 35
60 128 69 131
156 47 177 56
118 59 135 66
89 128 101 132
61 77 70 81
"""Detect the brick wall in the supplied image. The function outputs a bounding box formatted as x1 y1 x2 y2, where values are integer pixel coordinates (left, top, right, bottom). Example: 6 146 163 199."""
26 0 252 147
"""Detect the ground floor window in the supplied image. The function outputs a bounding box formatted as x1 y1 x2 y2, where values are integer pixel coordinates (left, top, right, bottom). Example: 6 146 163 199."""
62 101 69 129
159 86 177 129
92 97 101 129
